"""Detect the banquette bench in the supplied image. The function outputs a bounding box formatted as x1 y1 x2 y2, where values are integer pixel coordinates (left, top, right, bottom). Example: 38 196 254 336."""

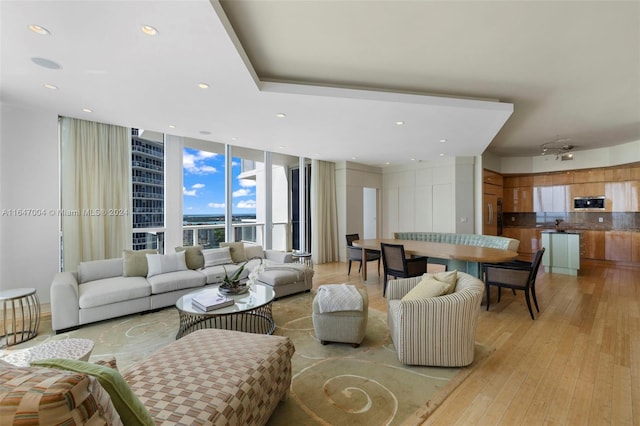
392 232 520 275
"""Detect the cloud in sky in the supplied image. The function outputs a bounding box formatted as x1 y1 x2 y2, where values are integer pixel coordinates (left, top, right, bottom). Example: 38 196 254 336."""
239 179 256 188
192 183 205 189
232 188 252 197
183 183 205 197
208 202 225 209
184 150 218 175
237 199 256 209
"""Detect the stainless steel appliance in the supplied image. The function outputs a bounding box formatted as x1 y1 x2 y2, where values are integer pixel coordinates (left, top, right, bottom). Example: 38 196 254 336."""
573 196 605 210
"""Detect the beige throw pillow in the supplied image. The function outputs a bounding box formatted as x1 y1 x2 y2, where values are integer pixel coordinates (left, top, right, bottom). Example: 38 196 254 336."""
202 247 233 268
401 270 458 301
175 245 204 270
123 249 157 277
220 242 247 263
146 252 188 278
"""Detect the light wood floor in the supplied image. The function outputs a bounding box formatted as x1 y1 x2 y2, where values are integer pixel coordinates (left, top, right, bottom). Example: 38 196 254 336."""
311 261 639 426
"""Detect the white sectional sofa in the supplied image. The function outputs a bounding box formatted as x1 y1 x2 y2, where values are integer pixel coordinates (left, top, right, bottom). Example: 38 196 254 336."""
50 243 313 332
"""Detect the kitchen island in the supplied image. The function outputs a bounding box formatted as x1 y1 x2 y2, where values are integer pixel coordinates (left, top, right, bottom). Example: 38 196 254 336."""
541 230 581 275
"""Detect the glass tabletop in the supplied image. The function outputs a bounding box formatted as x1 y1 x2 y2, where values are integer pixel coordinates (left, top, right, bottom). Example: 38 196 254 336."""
177 284 275 315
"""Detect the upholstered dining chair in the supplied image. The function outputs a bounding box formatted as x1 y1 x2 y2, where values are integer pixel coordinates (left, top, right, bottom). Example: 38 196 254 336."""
483 248 545 320
380 243 428 297
346 234 380 276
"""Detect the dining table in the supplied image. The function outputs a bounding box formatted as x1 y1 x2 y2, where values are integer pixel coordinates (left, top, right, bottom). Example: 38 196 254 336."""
353 238 519 280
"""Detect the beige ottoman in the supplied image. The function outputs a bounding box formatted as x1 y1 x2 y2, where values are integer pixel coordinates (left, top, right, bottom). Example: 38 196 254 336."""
312 286 368 348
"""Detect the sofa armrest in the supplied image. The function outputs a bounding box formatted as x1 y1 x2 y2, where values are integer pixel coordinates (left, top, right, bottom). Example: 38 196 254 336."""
265 250 293 263
50 272 80 331
387 275 423 300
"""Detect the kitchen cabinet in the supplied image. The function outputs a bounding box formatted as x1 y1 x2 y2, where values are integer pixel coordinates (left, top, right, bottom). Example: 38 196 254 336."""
605 231 632 262
633 233 640 264
534 185 568 212
483 170 503 236
581 231 605 260
502 227 540 262
503 186 533 212
541 232 580 275
574 169 605 183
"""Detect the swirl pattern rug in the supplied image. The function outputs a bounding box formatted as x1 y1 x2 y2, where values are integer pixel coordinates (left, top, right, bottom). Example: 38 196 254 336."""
0 291 491 425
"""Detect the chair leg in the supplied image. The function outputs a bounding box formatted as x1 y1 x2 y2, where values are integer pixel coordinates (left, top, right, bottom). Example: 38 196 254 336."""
383 275 388 297
524 288 535 320
359 261 362 273
348 260 352 275
485 283 491 311
498 287 502 302
531 286 540 312
377 258 381 276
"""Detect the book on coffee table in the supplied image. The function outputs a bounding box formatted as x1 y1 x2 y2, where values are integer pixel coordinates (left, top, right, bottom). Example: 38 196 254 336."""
192 293 234 311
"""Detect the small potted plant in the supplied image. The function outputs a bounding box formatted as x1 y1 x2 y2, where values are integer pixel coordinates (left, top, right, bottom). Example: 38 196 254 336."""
220 257 263 294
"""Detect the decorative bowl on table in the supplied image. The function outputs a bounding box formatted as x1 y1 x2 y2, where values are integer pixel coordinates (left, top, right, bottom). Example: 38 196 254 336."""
219 281 249 295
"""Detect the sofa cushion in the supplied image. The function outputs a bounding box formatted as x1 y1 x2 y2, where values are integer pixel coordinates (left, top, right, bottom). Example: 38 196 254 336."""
175 245 204 270
78 257 123 284
147 270 206 294
203 246 233 268
0 362 122 425
32 358 154 426
79 276 150 309
258 263 310 286
220 242 247 263
123 249 157 277
146 252 188 278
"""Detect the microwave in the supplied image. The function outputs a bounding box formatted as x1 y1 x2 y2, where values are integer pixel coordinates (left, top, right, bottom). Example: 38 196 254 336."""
574 196 605 210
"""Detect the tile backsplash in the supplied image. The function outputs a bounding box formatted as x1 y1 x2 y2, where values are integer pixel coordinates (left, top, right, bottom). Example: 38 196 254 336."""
503 212 640 231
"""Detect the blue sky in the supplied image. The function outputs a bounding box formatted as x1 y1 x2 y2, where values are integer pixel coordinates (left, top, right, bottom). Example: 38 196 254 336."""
182 148 256 215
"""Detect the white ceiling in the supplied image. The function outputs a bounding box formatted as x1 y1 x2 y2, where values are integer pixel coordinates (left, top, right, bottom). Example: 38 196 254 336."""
2 1 638 167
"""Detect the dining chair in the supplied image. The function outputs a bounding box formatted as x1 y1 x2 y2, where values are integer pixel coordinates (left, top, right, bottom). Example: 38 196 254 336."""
380 243 428 297
346 234 380 276
483 248 545 320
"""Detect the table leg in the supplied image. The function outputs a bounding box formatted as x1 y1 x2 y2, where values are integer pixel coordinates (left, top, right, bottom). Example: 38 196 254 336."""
361 247 368 280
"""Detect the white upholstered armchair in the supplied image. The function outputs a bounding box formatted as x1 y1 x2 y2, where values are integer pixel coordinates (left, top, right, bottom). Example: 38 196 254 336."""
386 271 485 367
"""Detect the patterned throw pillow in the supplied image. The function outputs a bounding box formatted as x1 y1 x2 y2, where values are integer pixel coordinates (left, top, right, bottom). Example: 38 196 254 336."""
202 247 233 268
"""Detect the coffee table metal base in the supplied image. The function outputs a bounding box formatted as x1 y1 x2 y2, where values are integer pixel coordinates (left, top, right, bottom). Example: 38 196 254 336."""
176 304 275 339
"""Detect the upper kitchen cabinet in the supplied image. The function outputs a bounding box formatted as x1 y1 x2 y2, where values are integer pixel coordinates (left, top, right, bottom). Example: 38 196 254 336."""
503 176 533 212
534 185 568 212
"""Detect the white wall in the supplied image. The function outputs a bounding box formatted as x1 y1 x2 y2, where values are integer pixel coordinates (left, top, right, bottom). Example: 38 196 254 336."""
1 104 60 302
498 140 640 174
335 161 383 261
382 158 477 238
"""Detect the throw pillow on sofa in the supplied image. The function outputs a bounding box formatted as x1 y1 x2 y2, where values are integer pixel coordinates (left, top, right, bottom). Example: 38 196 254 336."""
220 242 247 263
123 249 157 277
202 246 233 268
31 358 155 426
146 252 188 278
175 245 204 270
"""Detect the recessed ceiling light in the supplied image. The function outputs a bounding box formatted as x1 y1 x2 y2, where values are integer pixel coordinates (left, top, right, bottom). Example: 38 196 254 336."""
395 121 405 126
43 83 58 90
231 137 238 141
31 57 61 70
198 83 209 89
141 25 158 36
200 131 211 135
28 25 50 35
352 157 357 160
439 139 448 143
82 108 92 113
411 158 416 161
275 113 286 118
439 153 445 157
168 125 176 129
385 162 391 165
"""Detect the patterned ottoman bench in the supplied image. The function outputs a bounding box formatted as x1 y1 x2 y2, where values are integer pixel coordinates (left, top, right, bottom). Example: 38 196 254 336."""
124 329 295 425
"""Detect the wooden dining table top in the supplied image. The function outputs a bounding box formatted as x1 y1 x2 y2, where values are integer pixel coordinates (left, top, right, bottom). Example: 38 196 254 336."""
353 238 519 264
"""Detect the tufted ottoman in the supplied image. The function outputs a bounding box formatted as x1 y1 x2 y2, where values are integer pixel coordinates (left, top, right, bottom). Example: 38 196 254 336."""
312 286 368 348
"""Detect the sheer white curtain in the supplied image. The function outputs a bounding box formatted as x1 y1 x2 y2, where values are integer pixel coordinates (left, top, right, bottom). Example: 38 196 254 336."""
60 117 131 271
311 159 339 263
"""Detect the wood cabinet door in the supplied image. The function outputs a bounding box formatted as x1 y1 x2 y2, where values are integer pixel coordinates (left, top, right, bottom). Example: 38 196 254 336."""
518 186 534 212
503 188 515 212
605 231 632 262
632 233 640 264
582 231 605 260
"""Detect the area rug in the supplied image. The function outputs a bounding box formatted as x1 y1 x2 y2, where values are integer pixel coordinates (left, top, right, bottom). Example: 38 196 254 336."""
0 292 492 425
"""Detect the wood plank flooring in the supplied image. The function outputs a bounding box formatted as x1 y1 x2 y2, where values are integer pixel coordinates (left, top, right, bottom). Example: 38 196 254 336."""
311 260 639 425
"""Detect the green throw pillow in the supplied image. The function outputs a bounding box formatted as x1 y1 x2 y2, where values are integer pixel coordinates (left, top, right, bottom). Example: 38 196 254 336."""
220 242 247 263
31 358 155 426
175 245 204 270
123 249 157 277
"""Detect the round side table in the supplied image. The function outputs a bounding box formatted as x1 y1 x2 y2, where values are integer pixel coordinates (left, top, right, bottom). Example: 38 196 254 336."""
292 251 313 269
1 288 40 348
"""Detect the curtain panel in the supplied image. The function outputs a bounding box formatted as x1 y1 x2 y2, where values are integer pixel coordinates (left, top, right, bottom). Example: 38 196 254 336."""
60 117 131 271
311 159 339 263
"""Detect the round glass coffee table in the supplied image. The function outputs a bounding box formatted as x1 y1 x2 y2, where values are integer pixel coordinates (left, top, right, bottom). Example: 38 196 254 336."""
175 283 275 339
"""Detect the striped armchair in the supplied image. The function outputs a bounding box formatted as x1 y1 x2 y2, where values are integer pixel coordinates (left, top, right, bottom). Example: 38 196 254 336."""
387 272 484 367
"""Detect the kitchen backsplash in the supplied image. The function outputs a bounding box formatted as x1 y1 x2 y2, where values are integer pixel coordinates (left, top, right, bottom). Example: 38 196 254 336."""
503 212 640 231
